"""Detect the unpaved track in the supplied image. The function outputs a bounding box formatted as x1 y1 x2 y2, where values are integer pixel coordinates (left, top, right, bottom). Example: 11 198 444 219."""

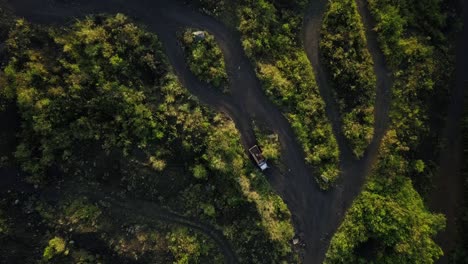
430 0 468 262
7 0 389 263
83 192 239 264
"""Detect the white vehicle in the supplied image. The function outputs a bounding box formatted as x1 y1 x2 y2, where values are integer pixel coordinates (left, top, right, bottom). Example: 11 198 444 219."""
249 145 268 171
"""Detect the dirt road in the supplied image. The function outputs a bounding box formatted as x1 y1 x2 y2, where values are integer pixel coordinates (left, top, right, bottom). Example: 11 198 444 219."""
92 194 240 264
429 0 467 262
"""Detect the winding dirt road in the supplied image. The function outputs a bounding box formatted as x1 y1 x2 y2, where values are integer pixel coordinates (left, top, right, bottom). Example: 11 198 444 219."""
2 0 426 263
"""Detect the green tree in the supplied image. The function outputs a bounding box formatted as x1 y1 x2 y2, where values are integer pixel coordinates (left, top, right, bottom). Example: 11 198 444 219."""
326 177 445 264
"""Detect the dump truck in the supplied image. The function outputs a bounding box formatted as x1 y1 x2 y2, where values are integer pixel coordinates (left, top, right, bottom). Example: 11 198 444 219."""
249 145 268 171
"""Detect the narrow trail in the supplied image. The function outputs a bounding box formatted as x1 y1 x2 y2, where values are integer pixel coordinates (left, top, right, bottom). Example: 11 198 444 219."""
86 193 239 264
429 0 467 262
303 0 352 163
6 0 391 263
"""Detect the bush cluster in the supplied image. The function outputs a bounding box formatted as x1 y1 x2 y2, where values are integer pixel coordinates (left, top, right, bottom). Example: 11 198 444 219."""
180 29 229 93
321 0 376 158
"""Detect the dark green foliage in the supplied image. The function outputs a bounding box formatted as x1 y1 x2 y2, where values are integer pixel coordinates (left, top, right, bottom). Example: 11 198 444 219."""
0 1 13 111
237 0 340 188
181 29 229 93
32 194 224 264
326 128 446 263
321 0 376 158
325 176 445 264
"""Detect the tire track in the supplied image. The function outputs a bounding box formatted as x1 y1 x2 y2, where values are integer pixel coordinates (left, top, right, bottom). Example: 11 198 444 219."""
99 196 239 264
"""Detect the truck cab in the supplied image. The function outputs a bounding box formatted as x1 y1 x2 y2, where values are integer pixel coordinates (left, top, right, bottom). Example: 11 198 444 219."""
249 145 268 171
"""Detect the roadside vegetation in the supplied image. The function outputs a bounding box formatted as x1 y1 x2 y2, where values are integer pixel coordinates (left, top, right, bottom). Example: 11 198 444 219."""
180 28 229 93
236 0 340 189
0 14 297 263
325 0 458 262
321 0 376 158
253 121 281 162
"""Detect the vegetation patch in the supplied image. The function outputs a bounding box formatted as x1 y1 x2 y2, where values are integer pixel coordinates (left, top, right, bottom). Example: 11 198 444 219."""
321 0 376 158
325 154 446 263
253 121 280 162
180 28 229 93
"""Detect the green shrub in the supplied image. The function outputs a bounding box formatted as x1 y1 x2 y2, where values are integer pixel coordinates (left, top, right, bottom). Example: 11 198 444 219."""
63 199 101 227
181 29 228 93
43 236 67 260
367 0 453 182
325 176 445 264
